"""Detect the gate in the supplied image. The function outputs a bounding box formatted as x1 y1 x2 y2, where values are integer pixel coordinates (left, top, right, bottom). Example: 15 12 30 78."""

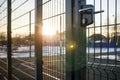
65 0 120 80
0 0 120 80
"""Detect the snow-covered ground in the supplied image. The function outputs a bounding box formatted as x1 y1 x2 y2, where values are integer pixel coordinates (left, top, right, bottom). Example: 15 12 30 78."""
87 48 120 53
95 55 120 60
0 46 120 61
87 48 120 60
0 46 65 58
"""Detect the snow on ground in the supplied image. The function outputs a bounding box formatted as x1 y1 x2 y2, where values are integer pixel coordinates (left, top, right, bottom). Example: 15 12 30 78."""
0 46 120 60
87 48 120 60
95 55 120 60
87 48 120 53
0 46 65 58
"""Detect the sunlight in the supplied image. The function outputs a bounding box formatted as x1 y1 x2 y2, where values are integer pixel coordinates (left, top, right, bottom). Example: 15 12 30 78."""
42 26 56 36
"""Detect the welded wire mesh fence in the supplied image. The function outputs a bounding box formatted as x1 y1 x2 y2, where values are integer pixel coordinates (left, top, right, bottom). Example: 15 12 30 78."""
42 0 66 80
86 0 120 80
0 0 8 79
0 0 66 80
0 0 35 79
0 0 120 80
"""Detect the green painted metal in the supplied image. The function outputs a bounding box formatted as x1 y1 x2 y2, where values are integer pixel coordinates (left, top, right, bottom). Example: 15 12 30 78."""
35 0 43 80
66 0 86 80
7 0 12 80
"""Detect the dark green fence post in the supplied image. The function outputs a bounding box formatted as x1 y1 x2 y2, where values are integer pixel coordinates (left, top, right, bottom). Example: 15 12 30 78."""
7 0 12 80
66 0 86 80
35 0 43 80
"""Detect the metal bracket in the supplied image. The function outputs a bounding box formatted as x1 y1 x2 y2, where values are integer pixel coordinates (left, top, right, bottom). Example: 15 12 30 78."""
79 5 104 27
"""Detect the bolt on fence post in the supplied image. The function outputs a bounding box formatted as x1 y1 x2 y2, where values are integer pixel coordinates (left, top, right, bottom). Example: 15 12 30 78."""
7 0 12 80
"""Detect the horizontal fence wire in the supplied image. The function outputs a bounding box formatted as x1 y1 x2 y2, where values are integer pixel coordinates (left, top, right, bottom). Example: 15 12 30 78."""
86 0 120 80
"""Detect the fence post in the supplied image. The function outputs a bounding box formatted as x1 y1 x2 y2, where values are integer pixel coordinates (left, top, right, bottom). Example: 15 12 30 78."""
7 0 12 80
35 0 43 80
66 0 86 80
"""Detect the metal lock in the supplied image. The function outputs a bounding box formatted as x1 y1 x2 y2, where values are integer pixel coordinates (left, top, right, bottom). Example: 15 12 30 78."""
79 5 104 27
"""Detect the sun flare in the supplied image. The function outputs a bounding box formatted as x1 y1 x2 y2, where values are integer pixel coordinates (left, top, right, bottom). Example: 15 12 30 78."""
42 26 56 36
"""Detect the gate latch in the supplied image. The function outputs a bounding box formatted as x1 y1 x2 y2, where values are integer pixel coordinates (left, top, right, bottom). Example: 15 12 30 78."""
79 5 104 27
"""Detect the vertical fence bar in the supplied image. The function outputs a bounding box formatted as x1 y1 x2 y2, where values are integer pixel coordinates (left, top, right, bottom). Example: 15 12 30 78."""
29 11 32 58
35 0 43 80
7 0 12 80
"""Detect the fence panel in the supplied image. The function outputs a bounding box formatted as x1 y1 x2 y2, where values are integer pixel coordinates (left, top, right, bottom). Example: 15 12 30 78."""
86 0 120 80
11 0 35 79
0 0 66 80
0 0 9 79
0 0 36 79
41 0 66 80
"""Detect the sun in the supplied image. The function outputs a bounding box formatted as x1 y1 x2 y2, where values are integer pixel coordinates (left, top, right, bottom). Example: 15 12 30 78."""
42 26 56 36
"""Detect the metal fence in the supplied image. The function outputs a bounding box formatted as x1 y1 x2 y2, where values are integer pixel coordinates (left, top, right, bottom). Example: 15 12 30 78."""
0 0 36 79
0 0 66 80
0 0 120 80
41 0 66 80
86 0 120 80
